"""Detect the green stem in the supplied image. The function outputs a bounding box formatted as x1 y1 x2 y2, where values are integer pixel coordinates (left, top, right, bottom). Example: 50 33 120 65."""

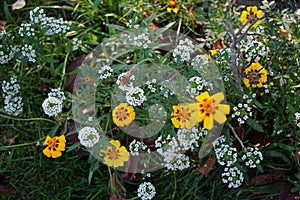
0 139 43 150
60 52 70 88
0 113 56 124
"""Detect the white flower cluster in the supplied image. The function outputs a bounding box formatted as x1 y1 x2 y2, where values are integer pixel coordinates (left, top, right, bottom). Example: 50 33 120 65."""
42 88 65 117
116 72 135 91
98 65 113 80
159 84 174 98
239 36 267 62
133 33 151 49
191 54 210 73
173 38 195 62
146 79 157 93
241 147 263 168
186 76 211 98
30 7 70 35
0 30 6 37
0 49 14 64
221 166 244 188
125 86 147 106
18 23 35 37
1 75 23 116
296 112 300 128
215 48 231 67
78 126 100 148
16 44 36 63
214 143 238 167
177 127 206 150
231 94 255 125
155 135 190 170
72 38 82 51
137 182 156 200
129 139 150 156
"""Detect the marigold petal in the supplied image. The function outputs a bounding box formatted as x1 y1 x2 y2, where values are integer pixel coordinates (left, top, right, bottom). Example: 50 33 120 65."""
213 110 227 124
250 6 258 13
218 104 230 115
240 11 248 23
42 147 52 157
110 140 121 148
51 150 62 158
173 7 179 14
212 92 224 104
203 114 213 130
167 7 172 12
171 117 181 128
43 136 52 146
196 91 210 103
256 10 263 18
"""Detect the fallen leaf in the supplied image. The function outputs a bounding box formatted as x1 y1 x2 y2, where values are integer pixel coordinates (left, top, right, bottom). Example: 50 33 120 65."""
212 39 226 50
196 155 216 177
12 0 26 10
3 135 18 146
249 170 285 186
0 20 7 31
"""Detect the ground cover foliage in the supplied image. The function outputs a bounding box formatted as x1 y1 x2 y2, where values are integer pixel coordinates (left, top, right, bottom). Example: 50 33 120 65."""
0 0 300 199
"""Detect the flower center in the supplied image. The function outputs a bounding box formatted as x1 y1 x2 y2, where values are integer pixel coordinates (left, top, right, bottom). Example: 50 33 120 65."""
180 108 191 123
115 107 130 121
47 138 59 150
107 147 120 160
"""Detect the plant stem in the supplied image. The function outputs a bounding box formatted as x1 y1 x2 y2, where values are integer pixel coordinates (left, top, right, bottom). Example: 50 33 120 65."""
227 123 246 151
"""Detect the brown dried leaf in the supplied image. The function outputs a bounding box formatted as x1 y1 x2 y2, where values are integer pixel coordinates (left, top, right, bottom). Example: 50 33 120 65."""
249 170 285 186
212 39 226 50
3 135 18 146
12 0 26 10
196 155 216 177
122 155 139 181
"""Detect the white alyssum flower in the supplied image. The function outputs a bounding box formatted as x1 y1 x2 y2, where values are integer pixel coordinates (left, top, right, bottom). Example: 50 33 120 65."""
129 139 149 156
186 76 211 98
239 36 267 62
214 144 238 167
2 75 23 116
42 96 62 117
221 166 244 188
48 88 66 102
295 112 300 120
177 127 201 150
98 65 113 80
125 86 147 106
78 126 100 148
137 182 156 200
191 54 210 72
155 135 190 170
133 33 151 49
173 38 195 62
116 72 135 91
241 147 263 168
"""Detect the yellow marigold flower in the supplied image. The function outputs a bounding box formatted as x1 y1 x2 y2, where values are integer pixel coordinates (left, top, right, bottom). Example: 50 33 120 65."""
112 103 135 127
43 135 66 158
209 49 218 57
171 103 200 129
101 140 130 168
167 0 179 14
196 91 230 130
279 26 290 39
240 6 263 28
243 62 268 88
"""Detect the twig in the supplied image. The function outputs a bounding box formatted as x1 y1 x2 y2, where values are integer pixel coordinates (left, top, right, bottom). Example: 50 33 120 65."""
227 123 246 151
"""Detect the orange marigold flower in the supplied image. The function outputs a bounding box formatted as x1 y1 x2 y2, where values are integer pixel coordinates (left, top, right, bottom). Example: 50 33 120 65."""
240 6 263 28
196 91 230 130
243 62 268 88
100 140 130 168
112 103 135 127
167 0 179 14
43 135 66 158
171 103 200 129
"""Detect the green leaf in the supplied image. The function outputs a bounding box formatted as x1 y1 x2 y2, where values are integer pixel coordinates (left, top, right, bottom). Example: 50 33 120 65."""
4 1 13 22
254 100 263 109
246 118 264 132
277 142 295 151
264 150 290 164
67 142 81 152
105 24 126 32
88 159 99 184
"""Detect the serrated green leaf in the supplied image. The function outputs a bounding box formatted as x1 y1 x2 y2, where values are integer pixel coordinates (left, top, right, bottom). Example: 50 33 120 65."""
246 118 264 132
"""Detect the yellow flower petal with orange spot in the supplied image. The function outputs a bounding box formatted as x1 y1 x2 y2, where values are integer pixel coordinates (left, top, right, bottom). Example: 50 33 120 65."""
101 140 130 168
42 135 66 158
